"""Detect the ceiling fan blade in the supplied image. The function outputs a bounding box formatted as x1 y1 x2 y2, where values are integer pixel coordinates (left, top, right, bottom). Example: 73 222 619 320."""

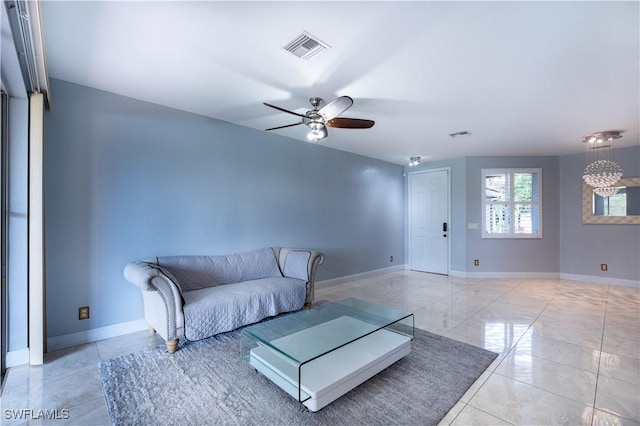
318 96 353 121
265 122 302 131
326 117 375 129
264 103 307 119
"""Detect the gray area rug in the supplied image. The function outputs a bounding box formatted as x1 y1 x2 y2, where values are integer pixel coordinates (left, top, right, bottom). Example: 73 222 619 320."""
99 327 497 426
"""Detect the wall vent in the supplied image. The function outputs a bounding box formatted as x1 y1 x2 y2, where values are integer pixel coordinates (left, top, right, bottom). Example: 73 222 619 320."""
283 31 330 61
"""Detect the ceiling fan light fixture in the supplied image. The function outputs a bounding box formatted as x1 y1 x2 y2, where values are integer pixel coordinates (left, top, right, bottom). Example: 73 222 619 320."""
409 156 421 167
307 125 327 141
307 131 325 142
309 121 323 131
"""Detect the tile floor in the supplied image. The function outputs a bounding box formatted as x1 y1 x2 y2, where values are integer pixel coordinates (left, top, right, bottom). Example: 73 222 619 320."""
1 270 638 425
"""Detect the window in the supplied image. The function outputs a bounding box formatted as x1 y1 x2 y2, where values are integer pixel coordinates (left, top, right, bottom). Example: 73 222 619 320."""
482 168 542 238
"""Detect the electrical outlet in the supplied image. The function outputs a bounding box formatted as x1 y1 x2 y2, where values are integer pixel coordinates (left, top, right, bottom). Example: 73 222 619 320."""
79 306 90 320
390 255 394 262
474 259 480 267
601 264 608 272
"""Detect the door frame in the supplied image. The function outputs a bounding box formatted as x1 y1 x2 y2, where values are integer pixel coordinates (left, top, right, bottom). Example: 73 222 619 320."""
408 167 451 275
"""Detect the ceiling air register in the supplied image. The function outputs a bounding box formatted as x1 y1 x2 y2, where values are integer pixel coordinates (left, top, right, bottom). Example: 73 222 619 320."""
283 31 330 61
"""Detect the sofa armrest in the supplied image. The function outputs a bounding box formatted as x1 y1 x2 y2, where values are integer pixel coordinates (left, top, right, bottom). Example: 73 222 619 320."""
274 248 324 305
124 261 161 291
123 261 184 341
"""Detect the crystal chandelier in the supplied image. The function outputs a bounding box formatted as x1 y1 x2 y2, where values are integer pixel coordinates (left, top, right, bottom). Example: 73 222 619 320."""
583 160 623 188
582 131 623 188
594 186 620 198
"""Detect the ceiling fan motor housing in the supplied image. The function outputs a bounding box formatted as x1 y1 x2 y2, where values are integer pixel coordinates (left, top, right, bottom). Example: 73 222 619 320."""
309 97 323 109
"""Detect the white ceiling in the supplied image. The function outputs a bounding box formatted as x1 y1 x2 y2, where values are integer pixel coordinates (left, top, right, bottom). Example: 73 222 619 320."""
39 1 639 165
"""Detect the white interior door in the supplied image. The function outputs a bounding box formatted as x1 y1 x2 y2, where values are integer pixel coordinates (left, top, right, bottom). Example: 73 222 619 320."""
409 170 449 274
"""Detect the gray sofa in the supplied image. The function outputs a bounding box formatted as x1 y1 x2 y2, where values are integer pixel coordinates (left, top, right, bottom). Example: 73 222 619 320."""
124 247 323 353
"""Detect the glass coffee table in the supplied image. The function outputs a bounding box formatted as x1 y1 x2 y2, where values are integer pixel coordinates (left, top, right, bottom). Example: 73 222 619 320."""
240 298 414 412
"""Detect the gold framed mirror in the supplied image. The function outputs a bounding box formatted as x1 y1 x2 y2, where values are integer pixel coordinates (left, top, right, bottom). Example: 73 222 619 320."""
582 177 640 224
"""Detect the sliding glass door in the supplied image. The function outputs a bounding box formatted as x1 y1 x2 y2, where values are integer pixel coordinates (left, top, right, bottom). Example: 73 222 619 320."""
1 90 7 381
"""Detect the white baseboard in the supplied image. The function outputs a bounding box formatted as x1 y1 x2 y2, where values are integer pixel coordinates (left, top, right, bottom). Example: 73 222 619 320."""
450 270 639 288
316 265 407 289
450 270 560 280
324 267 639 288
47 319 148 352
559 273 640 288
6 348 30 368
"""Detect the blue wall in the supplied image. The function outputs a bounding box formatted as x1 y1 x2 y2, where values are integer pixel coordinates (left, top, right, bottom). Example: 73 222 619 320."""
44 79 405 338
405 155 561 275
464 156 561 274
42 78 639 342
406 148 639 282
560 145 640 281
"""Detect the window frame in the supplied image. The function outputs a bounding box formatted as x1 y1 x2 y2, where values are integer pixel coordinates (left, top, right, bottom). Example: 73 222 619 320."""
481 168 542 239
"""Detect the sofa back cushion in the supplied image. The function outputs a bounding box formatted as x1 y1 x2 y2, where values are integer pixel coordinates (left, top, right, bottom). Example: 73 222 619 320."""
236 248 284 282
282 250 312 281
157 248 282 292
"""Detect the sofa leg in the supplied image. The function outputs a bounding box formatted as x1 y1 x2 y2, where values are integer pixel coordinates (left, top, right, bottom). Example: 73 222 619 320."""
304 302 312 309
166 339 179 354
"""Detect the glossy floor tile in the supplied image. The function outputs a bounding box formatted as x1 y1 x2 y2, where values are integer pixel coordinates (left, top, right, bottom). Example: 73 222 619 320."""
1 271 638 425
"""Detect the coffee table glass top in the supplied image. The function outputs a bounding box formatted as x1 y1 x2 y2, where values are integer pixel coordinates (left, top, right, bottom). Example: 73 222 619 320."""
241 298 414 365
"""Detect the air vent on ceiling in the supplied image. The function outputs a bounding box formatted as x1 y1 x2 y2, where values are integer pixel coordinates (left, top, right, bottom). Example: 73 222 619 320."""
283 31 330 61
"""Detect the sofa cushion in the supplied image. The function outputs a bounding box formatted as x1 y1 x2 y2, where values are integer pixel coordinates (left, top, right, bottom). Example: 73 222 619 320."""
157 248 282 292
236 247 283 282
282 250 312 281
182 277 306 341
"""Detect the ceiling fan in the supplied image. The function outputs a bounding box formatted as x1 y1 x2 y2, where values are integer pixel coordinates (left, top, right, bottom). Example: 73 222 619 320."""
264 96 375 141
